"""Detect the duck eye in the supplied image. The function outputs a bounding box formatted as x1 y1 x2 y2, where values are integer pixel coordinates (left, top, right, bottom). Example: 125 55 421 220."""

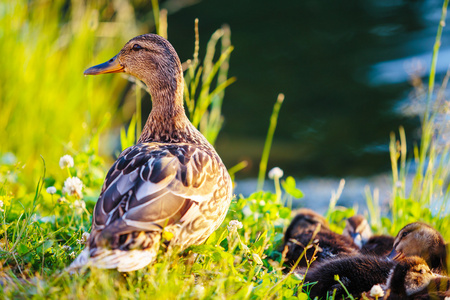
402 231 409 238
132 44 143 51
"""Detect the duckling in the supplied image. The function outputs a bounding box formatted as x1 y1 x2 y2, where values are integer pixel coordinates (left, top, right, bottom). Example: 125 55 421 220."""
388 222 447 274
409 275 450 299
360 256 441 299
68 34 232 272
284 208 329 242
385 256 438 299
304 255 395 299
343 215 394 256
343 215 372 248
283 209 359 268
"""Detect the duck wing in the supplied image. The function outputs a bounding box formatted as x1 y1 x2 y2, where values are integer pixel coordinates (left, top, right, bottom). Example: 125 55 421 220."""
89 142 229 252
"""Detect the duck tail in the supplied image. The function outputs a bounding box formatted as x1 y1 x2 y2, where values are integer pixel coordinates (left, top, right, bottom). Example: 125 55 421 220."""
66 247 158 273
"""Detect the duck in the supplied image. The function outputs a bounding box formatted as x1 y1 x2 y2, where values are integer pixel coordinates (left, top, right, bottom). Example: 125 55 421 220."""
343 215 394 256
360 256 442 299
408 275 450 299
68 34 233 272
282 209 359 269
284 208 329 242
304 254 395 299
388 222 447 274
342 215 372 248
384 256 439 299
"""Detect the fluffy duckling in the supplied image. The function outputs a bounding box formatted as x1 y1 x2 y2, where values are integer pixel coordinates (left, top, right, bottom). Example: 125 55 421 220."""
343 215 394 256
360 256 441 299
304 255 395 299
385 256 438 299
284 208 329 242
409 275 450 299
388 222 447 274
68 34 232 272
283 209 359 268
343 215 372 248
305 255 437 299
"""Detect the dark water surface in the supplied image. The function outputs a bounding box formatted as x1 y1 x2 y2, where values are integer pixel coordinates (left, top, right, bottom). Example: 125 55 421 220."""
163 0 450 178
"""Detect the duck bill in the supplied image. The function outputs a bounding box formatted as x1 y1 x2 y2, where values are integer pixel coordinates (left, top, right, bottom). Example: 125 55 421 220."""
351 233 362 248
84 55 124 75
388 248 400 260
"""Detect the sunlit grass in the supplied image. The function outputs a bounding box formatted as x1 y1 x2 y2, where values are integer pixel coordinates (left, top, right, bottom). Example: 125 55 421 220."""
0 0 136 188
1 0 450 298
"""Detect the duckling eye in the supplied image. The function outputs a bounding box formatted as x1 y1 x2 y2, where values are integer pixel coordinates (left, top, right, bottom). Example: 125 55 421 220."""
132 44 143 51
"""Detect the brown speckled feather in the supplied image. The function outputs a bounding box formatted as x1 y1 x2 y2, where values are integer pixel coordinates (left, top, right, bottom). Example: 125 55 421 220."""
89 142 230 253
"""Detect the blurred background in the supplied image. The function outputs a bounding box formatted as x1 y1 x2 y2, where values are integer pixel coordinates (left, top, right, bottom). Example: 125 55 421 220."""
2 0 450 210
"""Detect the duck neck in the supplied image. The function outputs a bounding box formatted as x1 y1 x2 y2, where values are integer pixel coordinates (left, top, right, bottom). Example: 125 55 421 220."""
138 76 192 144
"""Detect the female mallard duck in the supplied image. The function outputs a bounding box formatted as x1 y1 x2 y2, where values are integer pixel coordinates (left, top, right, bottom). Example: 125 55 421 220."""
388 222 447 274
343 215 394 256
283 209 359 268
69 34 232 272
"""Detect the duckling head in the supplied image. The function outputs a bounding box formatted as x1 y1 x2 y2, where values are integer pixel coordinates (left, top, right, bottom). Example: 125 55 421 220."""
84 34 183 105
388 222 447 272
386 256 437 296
342 215 372 248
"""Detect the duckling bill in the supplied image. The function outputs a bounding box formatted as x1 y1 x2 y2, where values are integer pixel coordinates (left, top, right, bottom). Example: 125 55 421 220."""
68 34 232 272
343 215 394 256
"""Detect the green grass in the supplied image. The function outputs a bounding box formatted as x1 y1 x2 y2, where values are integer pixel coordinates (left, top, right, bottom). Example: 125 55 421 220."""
1 0 450 299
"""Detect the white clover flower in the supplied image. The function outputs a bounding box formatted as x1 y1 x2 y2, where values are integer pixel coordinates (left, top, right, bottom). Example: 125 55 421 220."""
242 205 252 217
77 232 90 245
192 284 205 297
0 200 3 212
46 186 57 195
62 245 71 251
370 284 384 298
62 177 83 198
57 197 67 204
73 200 86 210
69 251 76 259
227 220 243 232
268 167 284 179
59 155 74 169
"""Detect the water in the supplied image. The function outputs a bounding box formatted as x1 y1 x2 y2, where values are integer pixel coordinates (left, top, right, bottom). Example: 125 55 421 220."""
164 0 450 179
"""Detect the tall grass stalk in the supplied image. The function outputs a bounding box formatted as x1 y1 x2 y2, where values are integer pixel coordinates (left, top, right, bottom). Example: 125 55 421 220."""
184 20 236 145
384 0 450 238
425 0 449 123
257 94 285 191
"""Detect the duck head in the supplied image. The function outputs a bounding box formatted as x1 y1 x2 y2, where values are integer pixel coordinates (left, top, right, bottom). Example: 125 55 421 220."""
343 215 372 248
388 222 447 272
84 34 184 105
386 256 438 297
